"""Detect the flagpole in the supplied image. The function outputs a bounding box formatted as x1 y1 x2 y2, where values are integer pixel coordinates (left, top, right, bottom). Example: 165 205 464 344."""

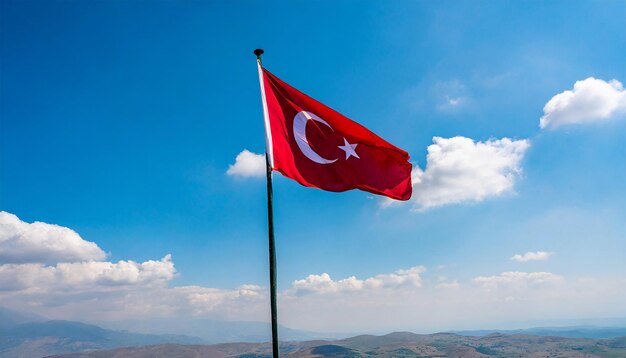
254 48 280 358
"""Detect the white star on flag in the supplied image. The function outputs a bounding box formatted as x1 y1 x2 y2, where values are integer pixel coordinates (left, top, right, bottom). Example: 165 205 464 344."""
338 138 360 160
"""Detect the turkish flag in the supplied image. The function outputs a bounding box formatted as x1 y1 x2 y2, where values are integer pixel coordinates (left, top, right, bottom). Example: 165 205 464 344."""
259 67 412 201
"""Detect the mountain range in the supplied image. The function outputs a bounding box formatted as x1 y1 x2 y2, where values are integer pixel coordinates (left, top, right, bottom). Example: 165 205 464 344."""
97 318 343 343
0 307 202 358
54 331 626 358
453 326 626 339
2 306 626 357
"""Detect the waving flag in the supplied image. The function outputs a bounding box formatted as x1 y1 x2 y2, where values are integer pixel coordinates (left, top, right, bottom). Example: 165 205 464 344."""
257 66 412 201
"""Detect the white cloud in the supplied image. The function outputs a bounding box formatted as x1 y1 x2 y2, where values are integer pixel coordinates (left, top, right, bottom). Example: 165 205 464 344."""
0 255 264 322
435 279 461 289
177 284 265 318
289 266 426 296
2 246 625 333
0 212 268 323
364 266 426 289
540 77 626 129
472 271 563 289
0 255 175 293
2 212 624 333
0 211 107 264
226 149 266 178
280 269 625 333
409 136 530 210
510 251 553 263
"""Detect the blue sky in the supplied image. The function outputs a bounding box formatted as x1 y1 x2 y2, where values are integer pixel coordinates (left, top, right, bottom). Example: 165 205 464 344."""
1 1 625 333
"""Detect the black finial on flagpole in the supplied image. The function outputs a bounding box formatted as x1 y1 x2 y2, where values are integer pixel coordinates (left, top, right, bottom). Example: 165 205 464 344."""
254 48 264 58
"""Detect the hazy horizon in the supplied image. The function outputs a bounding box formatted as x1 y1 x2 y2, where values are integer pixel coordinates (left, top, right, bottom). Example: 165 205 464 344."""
3 304 626 343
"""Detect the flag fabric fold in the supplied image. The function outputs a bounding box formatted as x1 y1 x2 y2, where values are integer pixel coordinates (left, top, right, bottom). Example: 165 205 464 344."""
259 66 413 201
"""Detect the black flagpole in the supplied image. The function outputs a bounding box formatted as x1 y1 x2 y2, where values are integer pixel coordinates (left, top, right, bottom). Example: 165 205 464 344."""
254 48 279 358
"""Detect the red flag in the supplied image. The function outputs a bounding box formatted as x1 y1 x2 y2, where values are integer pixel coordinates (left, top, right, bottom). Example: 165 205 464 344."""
258 66 412 201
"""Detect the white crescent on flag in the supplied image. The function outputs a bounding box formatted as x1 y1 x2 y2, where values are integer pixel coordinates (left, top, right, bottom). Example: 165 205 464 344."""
292 111 338 164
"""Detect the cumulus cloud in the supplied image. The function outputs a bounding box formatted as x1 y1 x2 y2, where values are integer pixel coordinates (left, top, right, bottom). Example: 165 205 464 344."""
540 77 626 129
472 271 563 289
510 251 553 263
289 266 426 296
226 149 266 178
409 136 530 210
1 244 624 333
0 211 107 264
0 212 187 321
280 269 625 333
0 212 270 323
0 255 175 293
2 212 624 333
0 255 263 323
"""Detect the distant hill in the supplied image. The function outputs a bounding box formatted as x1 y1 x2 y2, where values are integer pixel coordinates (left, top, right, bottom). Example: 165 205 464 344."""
0 306 46 329
0 320 203 358
97 318 345 343
54 331 626 358
3 306 625 357
453 325 626 339
0 306 344 357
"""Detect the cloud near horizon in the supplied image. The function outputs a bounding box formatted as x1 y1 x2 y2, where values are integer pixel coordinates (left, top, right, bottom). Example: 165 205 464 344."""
287 266 426 296
3 211 623 333
472 271 563 290
0 255 175 292
510 251 553 263
540 77 626 129
0 212 265 322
